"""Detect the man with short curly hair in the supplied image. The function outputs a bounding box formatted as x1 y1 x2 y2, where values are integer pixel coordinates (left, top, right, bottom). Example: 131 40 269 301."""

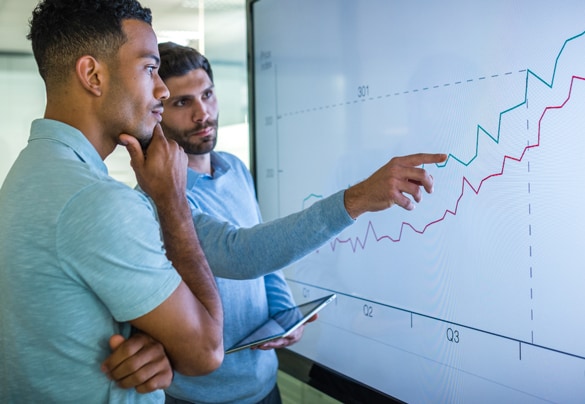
0 1 223 402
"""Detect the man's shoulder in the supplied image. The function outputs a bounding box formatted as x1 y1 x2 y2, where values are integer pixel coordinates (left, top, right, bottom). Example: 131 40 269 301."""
213 151 252 182
59 179 154 234
214 151 247 168
62 173 143 204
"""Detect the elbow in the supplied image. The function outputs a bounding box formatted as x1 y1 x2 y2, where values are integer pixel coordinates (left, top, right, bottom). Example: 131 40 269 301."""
173 329 224 376
174 346 224 376
197 334 224 375
196 345 224 375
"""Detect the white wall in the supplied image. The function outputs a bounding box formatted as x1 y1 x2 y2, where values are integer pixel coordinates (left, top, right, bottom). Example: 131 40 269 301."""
0 59 45 186
1 55 250 188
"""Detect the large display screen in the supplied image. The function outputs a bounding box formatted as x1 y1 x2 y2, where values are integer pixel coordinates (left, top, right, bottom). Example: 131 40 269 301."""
248 0 585 401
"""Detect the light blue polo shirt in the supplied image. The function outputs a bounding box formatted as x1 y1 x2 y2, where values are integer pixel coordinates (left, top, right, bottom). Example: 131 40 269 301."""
0 119 181 403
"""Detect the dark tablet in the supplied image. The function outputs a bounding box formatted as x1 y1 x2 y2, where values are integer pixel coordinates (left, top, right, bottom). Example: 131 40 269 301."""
225 293 336 354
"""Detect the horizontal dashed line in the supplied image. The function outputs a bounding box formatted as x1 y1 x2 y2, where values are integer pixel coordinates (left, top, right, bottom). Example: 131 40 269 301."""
282 69 525 117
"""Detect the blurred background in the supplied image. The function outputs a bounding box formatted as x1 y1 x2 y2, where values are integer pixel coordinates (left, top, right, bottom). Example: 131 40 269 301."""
0 0 249 186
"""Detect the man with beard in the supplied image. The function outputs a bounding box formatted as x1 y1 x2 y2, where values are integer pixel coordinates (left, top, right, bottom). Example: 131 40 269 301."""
155 42 446 404
158 42 293 404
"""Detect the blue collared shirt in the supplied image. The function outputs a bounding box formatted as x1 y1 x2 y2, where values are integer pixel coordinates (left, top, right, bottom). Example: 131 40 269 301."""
0 119 181 403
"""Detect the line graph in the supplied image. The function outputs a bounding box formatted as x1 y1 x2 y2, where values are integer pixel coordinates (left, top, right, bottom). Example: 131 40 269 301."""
331 75 584 251
253 2 585 401
438 30 585 169
298 30 585 251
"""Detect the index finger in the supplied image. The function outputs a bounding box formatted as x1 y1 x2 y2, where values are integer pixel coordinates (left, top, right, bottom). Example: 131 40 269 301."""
102 342 136 374
118 134 145 173
401 153 447 166
146 123 167 149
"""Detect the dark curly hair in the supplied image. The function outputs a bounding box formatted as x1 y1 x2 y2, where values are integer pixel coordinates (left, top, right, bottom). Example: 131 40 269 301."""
27 0 152 85
158 41 214 84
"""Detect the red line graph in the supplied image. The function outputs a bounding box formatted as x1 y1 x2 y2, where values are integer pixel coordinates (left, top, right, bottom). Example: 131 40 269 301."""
330 75 585 252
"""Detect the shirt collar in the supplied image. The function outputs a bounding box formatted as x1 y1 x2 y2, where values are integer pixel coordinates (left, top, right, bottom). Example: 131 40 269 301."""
186 151 230 188
30 118 108 175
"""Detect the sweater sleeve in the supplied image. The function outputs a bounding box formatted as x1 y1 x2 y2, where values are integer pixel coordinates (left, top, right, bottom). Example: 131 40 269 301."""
193 190 354 280
264 270 296 316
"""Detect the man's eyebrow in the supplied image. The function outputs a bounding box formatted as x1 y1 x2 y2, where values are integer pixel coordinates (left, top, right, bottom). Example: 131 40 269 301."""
168 94 194 101
143 53 161 65
201 84 215 94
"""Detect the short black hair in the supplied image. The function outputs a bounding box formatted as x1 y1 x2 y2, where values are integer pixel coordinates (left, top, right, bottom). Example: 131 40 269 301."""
158 42 214 83
28 0 152 84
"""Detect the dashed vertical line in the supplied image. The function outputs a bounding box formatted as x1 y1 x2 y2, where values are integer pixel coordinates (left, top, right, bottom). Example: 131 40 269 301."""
526 122 534 343
527 104 535 345
519 342 522 360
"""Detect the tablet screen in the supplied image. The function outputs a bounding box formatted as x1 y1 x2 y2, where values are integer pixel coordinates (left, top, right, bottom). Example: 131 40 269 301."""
226 293 336 354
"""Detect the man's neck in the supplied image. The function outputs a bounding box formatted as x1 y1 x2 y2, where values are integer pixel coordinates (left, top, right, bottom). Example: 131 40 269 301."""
188 152 212 175
44 102 114 161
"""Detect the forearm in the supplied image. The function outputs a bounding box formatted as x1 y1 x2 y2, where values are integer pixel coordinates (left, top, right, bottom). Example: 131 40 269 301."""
155 197 223 367
194 190 354 279
158 199 220 310
124 129 223 374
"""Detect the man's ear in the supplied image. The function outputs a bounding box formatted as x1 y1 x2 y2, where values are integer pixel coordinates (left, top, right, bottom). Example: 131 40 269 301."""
75 55 103 96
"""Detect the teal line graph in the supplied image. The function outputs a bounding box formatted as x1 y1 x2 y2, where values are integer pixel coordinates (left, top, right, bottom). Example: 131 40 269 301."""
295 30 585 250
333 75 584 251
437 30 585 169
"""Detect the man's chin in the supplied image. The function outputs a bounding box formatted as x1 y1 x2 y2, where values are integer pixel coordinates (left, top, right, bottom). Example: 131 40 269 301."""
181 136 216 155
116 131 152 150
185 145 215 156
139 136 152 152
